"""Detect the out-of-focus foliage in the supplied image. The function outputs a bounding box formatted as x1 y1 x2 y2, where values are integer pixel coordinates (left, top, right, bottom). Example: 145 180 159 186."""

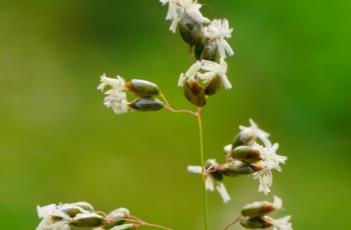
0 0 350 229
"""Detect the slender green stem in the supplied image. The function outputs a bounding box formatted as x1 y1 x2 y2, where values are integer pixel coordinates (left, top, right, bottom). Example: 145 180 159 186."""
159 92 197 116
196 111 209 230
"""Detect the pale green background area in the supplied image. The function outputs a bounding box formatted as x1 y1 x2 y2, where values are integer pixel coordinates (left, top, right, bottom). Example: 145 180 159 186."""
0 0 350 229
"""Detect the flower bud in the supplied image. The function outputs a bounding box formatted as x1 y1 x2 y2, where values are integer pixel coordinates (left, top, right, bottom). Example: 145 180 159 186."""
70 202 94 211
204 76 222 96
231 146 262 164
240 216 272 229
71 213 105 228
241 201 276 217
183 79 207 107
179 16 203 46
129 98 164 112
125 79 160 97
222 161 255 177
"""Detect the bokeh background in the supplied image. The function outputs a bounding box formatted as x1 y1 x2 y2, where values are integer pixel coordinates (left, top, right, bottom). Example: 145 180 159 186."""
1 0 350 229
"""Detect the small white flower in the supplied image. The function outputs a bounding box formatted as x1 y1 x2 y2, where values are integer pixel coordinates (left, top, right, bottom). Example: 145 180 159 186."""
204 19 234 59
252 143 287 194
178 61 202 87
271 216 293 230
239 119 272 147
178 60 232 89
187 159 231 203
97 74 129 114
160 0 210 33
198 60 232 89
36 204 72 230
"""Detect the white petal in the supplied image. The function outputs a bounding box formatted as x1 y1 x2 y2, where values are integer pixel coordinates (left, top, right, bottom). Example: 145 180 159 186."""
223 144 232 153
187 165 203 174
216 183 231 203
205 177 215 191
37 204 56 218
272 216 293 230
273 196 283 210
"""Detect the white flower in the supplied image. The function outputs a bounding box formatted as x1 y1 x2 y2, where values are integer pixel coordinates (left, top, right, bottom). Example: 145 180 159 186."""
252 143 287 194
178 61 202 87
198 60 232 89
204 19 234 59
36 204 72 230
160 0 210 33
97 74 129 114
187 159 231 203
239 119 272 147
178 60 232 89
271 216 293 230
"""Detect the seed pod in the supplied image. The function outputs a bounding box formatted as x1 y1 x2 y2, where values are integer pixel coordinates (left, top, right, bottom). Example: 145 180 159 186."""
60 205 84 218
179 16 203 46
71 213 105 228
125 79 159 97
204 76 222 96
241 201 276 217
201 41 219 62
222 161 255 177
231 146 262 164
104 208 130 229
129 98 164 112
194 42 205 60
110 224 135 230
232 132 257 149
70 202 94 212
240 216 273 229
183 79 207 107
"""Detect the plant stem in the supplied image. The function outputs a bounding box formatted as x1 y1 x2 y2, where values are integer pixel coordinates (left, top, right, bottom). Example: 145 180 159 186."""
223 215 241 230
160 92 197 116
196 109 209 230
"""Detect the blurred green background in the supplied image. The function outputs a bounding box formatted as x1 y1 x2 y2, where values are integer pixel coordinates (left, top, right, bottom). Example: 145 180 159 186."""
1 0 350 229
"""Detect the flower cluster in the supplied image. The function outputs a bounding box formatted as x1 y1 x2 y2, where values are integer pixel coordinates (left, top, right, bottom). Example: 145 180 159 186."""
160 0 234 107
98 74 164 115
36 201 165 230
238 196 292 230
188 119 287 202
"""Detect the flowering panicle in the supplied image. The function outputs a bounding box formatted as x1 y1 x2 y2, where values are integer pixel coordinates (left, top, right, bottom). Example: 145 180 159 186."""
238 196 292 230
36 202 169 230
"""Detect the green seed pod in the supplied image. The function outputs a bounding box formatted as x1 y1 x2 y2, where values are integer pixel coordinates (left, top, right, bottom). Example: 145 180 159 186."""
125 79 160 97
231 146 262 164
204 76 222 96
70 202 94 212
232 132 257 149
179 16 203 46
183 79 207 107
222 161 255 177
110 224 135 230
129 98 164 112
194 42 205 60
104 208 130 229
71 213 105 228
60 206 83 218
241 201 275 217
201 41 219 62
240 216 272 229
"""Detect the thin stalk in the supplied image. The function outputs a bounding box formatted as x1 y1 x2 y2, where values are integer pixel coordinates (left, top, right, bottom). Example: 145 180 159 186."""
196 110 209 230
125 216 173 230
160 92 197 116
224 215 241 230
